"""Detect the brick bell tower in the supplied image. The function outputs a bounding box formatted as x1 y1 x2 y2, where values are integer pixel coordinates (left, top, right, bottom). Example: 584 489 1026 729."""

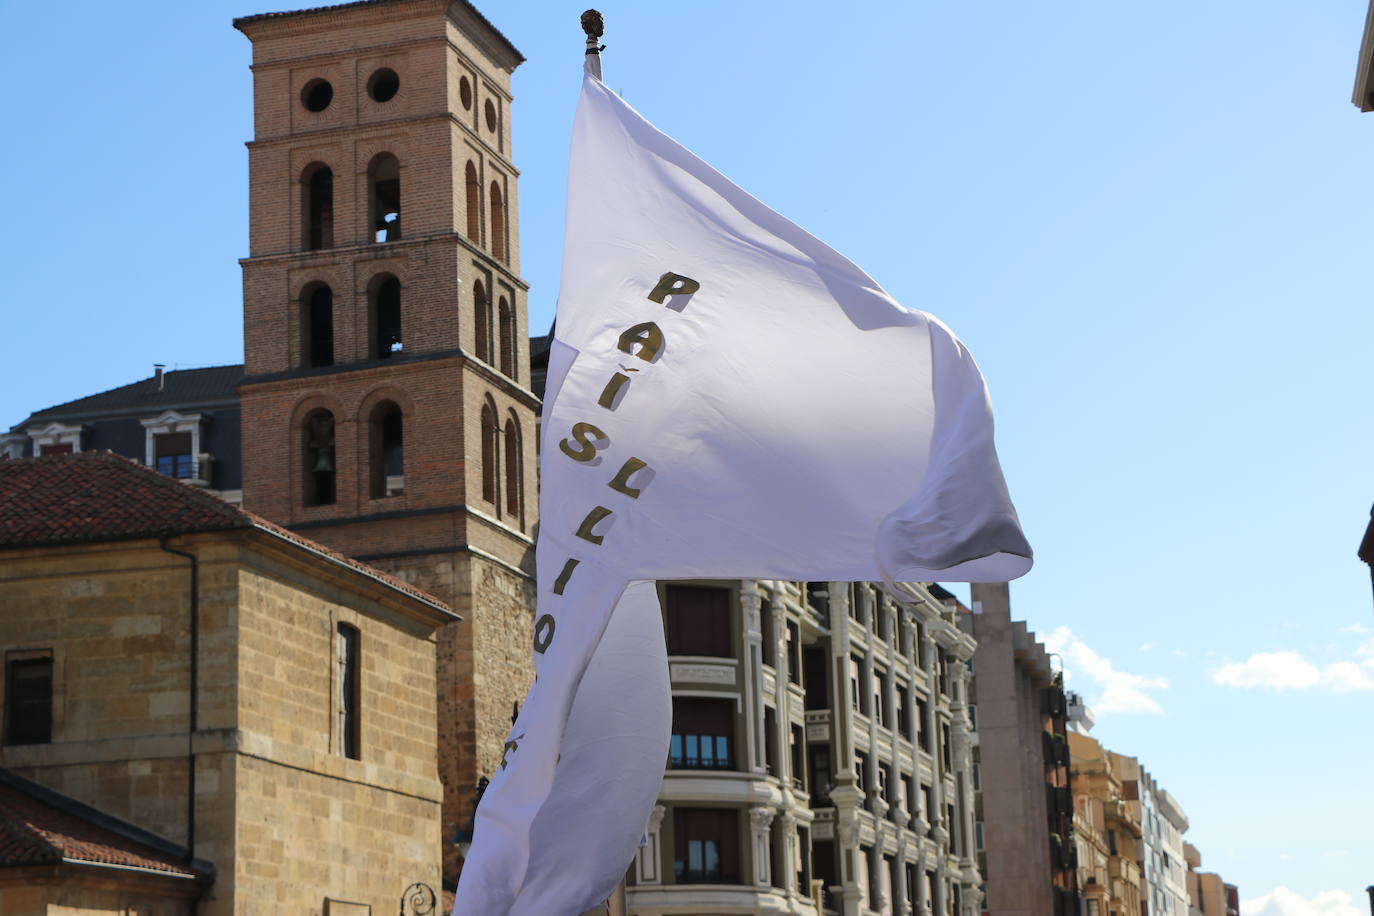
233 0 537 881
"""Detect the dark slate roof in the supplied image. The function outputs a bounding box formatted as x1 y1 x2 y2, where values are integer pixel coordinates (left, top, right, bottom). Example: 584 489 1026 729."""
528 322 554 402
233 0 524 64
0 452 454 617
0 768 210 879
19 365 244 427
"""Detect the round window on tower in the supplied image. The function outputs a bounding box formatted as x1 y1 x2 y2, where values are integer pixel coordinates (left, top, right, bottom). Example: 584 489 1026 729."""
301 78 334 112
459 76 473 111
367 68 399 103
484 98 497 132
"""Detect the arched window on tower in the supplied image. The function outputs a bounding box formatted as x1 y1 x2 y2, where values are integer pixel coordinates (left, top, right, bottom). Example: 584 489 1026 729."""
504 413 522 526
474 280 491 364
302 283 334 368
480 399 499 507
489 181 506 262
498 295 514 378
371 275 402 359
368 400 404 499
369 154 401 243
303 409 337 506
465 161 481 243
302 163 334 250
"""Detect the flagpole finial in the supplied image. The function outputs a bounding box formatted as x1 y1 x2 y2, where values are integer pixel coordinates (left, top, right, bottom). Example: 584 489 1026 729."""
581 9 604 79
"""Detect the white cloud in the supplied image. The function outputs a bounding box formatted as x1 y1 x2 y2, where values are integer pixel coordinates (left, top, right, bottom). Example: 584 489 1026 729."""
1213 652 1319 689
1213 640 1374 693
1043 627 1168 715
1338 623 1372 634
1138 642 1154 652
1277 853 1296 861
1242 887 1362 916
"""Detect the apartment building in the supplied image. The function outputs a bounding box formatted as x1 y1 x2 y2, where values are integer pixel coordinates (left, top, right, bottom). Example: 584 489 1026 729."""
624 579 982 916
964 583 1078 916
1069 733 1143 916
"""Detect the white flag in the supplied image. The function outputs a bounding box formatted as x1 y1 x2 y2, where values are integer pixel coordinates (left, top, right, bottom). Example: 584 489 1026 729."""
452 71 1031 915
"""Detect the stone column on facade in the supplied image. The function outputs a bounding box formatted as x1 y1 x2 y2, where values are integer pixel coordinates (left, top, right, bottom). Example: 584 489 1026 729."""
915 851 931 914
636 805 667 885
895 837 913 916
741 580 767 774
935 861 949 916
750 806 776 888
871 840 889 914
768 587 790 788
830 582 857 792
779 809 799 899
836 818 864 916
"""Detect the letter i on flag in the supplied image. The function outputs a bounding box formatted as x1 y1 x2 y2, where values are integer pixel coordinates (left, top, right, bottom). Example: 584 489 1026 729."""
453 17 1031 915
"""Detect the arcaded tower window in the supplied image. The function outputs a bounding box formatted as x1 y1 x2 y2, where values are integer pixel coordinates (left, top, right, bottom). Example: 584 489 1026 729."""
303 409 337 506
368 401 403 499
302 163 333 250
301 78 333 112
489 181 507 261
366 68 399 103
302 283 334 368
369 154 400 242
465 161 481 243
497 295 514 377
503 414 522 523
474 280 492 364
480 399 499 505
371 275 402 359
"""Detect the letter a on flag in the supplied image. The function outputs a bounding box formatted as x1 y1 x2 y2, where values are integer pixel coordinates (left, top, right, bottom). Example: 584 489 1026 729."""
453 66 1032 915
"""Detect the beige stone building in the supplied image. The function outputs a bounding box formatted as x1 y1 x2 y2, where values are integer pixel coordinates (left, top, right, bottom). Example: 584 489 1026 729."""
0 452 456 914
1068 733 1142 916
617 579 981 916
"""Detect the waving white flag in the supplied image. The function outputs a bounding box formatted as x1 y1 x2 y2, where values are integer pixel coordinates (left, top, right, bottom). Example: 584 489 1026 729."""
453 71 1031 915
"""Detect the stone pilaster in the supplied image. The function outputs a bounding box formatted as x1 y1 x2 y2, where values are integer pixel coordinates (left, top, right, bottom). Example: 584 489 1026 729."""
750 806 776 887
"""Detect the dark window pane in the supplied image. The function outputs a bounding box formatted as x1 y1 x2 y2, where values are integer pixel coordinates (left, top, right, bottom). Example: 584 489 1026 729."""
6 657 52 745
665 585 732 657
673 808 739 884
671 698 734 770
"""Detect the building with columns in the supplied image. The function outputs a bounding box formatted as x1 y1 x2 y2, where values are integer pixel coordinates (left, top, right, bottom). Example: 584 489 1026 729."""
621 579 982 916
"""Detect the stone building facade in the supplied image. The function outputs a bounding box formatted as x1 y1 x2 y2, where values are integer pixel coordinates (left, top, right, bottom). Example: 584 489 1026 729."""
1068 733 1143 916
230 0 539 882
964 583 1078 916
0 452 456 914
622 579 982 916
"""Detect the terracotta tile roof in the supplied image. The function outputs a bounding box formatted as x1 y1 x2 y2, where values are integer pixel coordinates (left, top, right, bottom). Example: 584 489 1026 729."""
0 452 454 617
233 0 524 64
17 365 243 428
0 769 209 878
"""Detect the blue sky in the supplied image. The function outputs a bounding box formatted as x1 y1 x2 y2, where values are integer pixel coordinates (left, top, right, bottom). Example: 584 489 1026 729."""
2 1 1371 912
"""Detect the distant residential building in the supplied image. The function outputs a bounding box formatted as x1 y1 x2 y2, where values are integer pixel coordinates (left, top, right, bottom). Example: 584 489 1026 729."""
3 365 244 503
1183 843 1238 916
964 583 1078 916
1069 733 1143 916
0 453 456 913
625 579 982 916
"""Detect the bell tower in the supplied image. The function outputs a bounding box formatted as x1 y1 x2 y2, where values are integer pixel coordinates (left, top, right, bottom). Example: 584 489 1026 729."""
234 0 537 881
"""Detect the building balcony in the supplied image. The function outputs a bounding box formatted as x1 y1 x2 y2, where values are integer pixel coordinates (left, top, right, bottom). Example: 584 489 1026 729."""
626 884 811 915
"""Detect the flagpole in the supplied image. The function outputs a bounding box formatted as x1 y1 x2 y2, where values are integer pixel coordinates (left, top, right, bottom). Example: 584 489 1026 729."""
581 9 604 79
